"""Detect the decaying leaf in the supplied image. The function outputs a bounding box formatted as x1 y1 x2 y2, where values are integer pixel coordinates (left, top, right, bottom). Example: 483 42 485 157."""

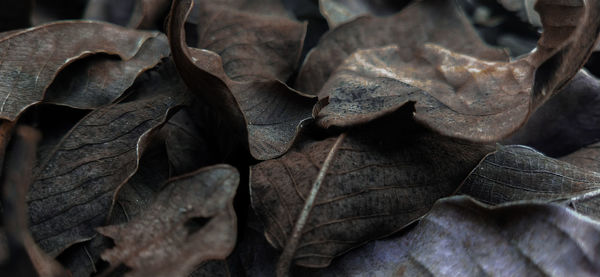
28 91 182 256
305 196 600 276
459 145 600 219
0 21 162 120
251 117 493 269
313 0 600 143
44 34 170 109
167 0 315 160
128 0 172 29
505 70 600 157
98 165 239 277
193 0 306 82
296 0 509 95
318 0 408 28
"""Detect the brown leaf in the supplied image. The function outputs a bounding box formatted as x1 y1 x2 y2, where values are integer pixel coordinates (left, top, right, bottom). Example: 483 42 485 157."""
27 92 182 257
459 145 600 220
505 70 600 157
167 0 315 160
43 34 170 109
250 118 493 269
295 0 509 95
98 165 239 277
314 0 600 142
561 142 600 173
0 21 162 121
318 0 408 28
192 0 305 82
304 196 600 276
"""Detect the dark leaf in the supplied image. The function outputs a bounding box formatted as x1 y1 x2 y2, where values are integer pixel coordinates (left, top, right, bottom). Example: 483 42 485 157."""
314 0 600 142
296 0 509 95
0 21 162 120
459 145 600 220
505 70 600 157
305 196 600 276
44 34 170 109
98 165 239 277
28 92 182 257
167 0 315 160
250 118 493 269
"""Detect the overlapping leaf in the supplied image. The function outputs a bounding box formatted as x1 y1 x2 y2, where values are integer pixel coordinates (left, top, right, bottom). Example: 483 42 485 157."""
27 88 182 256
319 0 408 28
314 0 600 142
167 0 314 160
251 119 493 268
0 21 165 120
459 145 600 219
98 165 239 277
505 70 600 157
306 196 600 276
296 0 509 95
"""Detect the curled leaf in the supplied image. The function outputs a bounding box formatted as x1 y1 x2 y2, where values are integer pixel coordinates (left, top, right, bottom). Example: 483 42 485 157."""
167 0 315 160
28 92 182 256
315 0 600 142
44 34 171 109
296 0 509 95
307 196 600 276
98 165 239 277
250 119 492 268
0 21 162 120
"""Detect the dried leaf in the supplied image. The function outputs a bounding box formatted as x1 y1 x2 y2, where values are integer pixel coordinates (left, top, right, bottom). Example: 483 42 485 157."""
318 0 408 28
459 145 600 220
250 119 493 268
562 142 600 173
167 0 315 160
28 93 182 256
44 34 170 109
315 0 600 142
0 21 162 121
193 0 306 82
505 70 600 157
98 165 239 277
306 196 600 276
296 0 509 95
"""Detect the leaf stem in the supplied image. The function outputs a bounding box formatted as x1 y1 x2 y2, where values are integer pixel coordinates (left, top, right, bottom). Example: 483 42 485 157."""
276 132 347 277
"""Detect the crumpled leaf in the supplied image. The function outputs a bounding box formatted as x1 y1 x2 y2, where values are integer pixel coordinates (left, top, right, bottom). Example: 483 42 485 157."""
314 0 600 142
167 0 315 160
0 21 162 121
192 0 306 82
306 196 600 276
318 0 408 28
296 0 509 95
28 91 182 256
98 165 239 277
128 0 171 29
1 126 69 277
562 142 600 173
505 70 600 157
250 116 493 268
459 145 600 220
44 34 170 109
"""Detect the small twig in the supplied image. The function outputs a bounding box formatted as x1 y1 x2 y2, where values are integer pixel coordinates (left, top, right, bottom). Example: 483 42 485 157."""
276 133 347 277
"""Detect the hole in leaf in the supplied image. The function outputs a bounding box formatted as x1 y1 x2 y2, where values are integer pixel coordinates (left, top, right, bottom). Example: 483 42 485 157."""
184 216 211 235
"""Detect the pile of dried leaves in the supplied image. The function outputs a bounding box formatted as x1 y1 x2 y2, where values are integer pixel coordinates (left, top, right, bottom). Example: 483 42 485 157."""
1 0 600 276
